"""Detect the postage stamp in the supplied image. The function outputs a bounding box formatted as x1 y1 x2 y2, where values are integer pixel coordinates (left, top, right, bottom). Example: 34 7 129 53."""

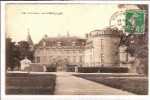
125 10 145 34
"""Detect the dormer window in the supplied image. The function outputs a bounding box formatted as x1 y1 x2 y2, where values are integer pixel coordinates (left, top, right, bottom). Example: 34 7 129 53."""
72 41 76 46
57 41 62 46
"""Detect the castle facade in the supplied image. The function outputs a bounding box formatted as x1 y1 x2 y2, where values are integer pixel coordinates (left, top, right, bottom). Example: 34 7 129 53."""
34 28 123 71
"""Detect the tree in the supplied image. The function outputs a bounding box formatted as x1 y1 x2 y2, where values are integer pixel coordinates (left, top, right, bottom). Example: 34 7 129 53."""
118 4 148 75
6 39 34 71
6 38 20 70
18 41 34 61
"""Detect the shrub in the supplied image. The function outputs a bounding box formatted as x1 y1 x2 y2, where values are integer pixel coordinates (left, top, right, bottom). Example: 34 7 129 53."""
46 67 56 72
66 65 76 72
46 65 56 72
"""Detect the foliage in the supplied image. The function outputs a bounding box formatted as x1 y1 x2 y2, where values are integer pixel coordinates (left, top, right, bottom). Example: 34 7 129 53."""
118 5 148 75
6 38 34 71
6 38 20 70
18 41 34 61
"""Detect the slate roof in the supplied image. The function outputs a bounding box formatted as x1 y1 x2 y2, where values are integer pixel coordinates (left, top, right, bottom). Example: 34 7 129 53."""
36 36 86 47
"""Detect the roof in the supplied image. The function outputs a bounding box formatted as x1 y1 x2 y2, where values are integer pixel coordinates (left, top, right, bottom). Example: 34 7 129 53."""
36 36 86 47
27 33 33 45
89 27 122 37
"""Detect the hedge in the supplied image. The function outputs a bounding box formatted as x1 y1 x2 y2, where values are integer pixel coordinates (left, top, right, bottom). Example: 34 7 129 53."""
66 65 77 72
46 67 56 72
77 67 128 73
6 73 56 94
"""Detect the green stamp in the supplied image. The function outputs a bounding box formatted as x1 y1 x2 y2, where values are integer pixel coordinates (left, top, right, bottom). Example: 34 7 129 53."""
125 10 145 34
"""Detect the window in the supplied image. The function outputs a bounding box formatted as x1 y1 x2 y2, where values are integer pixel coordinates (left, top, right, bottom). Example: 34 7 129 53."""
67 56 70 63
36 57 40 63
36 50 40 54
72 42 76 46
73 56 76 63
80 56 82 63
49 56 53 61
57 42 62 46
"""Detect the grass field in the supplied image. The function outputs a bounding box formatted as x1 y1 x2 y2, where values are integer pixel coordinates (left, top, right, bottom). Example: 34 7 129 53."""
6 72 56 95
74 74 148 95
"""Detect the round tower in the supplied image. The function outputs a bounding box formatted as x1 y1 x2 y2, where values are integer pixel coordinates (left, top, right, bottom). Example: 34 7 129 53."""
86 28 121 67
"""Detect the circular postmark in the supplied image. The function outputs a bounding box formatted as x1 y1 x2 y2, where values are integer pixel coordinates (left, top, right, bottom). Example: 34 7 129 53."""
109 11 125 31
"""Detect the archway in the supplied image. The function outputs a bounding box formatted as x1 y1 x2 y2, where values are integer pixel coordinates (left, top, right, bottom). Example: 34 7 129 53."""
56 59 67 72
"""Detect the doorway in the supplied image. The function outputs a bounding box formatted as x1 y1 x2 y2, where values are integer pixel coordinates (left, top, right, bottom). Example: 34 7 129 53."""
56 59 67 72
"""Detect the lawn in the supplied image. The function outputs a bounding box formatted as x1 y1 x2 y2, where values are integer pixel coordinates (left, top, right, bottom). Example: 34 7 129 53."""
74 74 148 95
6 72 56 95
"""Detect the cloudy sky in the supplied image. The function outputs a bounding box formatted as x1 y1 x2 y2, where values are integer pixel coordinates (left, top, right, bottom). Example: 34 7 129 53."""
6 4 120 43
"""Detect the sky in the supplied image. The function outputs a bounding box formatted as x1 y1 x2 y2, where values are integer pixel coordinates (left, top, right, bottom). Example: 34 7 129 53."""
6 4 120 43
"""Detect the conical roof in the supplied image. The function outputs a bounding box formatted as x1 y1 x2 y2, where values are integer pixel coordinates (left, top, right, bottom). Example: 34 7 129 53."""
27 33 33 45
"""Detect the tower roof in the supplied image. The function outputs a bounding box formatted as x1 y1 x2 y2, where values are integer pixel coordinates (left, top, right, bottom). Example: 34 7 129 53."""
88 27 122 38
27 29 33 45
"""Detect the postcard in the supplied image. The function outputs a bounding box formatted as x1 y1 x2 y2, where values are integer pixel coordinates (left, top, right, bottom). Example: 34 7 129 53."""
1 1 150 100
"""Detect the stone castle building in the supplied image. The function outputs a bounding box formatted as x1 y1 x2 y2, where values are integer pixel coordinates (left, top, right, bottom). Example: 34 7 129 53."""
34 28 123 71
34 35 85 71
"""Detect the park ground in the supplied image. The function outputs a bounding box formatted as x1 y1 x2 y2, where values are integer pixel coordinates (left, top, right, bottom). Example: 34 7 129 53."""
6 71 148 95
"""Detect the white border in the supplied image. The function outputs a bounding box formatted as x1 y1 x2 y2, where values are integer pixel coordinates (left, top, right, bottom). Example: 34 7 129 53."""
1 1 150 100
